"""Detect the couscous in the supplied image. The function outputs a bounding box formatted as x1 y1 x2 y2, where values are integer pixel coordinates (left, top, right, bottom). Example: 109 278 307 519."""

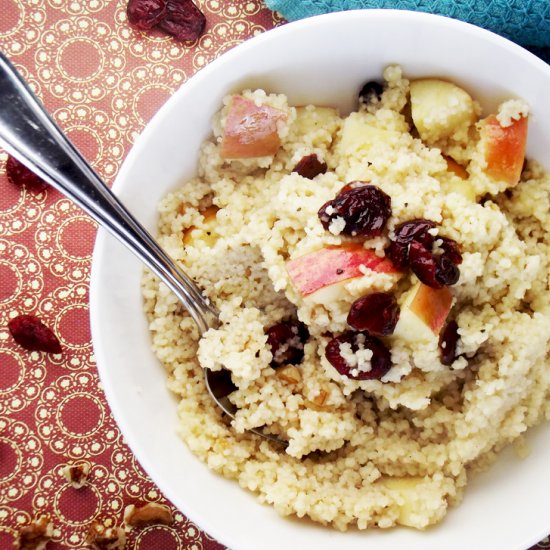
142 65 550 530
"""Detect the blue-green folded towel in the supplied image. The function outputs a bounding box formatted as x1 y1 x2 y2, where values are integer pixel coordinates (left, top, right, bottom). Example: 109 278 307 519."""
264 0 550 62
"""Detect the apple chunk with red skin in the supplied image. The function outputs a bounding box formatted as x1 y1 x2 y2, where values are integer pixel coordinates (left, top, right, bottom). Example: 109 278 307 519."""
286 244 397 300
480 114 528 186
220 96 287 159
393 282 453 343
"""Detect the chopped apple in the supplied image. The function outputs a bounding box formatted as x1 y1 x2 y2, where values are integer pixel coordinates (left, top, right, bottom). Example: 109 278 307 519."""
410 79 476 143
479 114 527 186
443 179 476 201
442 156 476 201
220 96 287 159
393 281 453 342
377 476 428 527
182 205 219 247
294 106 339 135
337 113 399 156
286 244 396 298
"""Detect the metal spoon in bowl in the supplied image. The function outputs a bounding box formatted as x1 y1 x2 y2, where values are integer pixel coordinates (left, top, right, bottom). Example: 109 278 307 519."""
0 52 282 445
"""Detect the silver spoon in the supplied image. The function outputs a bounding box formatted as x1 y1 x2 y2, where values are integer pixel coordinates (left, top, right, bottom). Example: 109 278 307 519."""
0 51 282 445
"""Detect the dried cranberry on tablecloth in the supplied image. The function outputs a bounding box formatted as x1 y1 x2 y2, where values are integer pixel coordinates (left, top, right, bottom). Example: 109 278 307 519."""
6 155 49 193
8 314 62 354
127 0 205 42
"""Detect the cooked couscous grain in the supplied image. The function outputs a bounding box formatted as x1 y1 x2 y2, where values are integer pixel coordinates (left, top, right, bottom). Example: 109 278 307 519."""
142 65 550 531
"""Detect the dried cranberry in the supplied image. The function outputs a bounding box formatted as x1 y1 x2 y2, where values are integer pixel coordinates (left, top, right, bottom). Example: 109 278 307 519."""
158 0 206 42
438 236 463 265
386 240 409 270
127 0 166 29
6 156 48 193
409 241 461 288
347 292 400 336
394 219 436 248
325 331 391 381
408 241 442 288
439 320 460 366
386 219 436 270
435 254 460 286
318 184 391 237
267 320 309 367
8 314 62 354
292 154 327 179
359 81 384 106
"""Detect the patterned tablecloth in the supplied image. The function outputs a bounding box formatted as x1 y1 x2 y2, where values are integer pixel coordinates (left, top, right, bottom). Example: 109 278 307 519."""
0 1 548 549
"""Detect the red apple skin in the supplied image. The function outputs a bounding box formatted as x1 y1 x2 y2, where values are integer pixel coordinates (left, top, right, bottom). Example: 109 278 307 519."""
482 115 527 186
409 283 453 335
286 244 396 297
220 96 287 159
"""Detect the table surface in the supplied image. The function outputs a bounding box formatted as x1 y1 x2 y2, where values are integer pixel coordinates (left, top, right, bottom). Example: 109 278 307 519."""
0 1 548 548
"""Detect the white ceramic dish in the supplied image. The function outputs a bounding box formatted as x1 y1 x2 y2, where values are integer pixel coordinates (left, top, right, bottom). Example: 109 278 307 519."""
90 10 550 550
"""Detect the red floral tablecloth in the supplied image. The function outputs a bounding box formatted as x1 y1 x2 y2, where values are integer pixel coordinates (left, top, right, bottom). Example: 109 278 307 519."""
0 1 548 549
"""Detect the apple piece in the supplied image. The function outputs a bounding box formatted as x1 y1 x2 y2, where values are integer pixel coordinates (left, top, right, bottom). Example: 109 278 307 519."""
442 156 476 201
480 114 527 186
393 282 453 342
182 205 219 247
338 113 399 155
286 244 396 298
443 179 476 201
294 106 339 135
410 79 476 143
377 476 432 528
220 96 287 159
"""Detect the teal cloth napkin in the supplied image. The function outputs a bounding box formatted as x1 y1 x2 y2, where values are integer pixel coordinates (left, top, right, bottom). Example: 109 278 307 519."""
264 0 550 62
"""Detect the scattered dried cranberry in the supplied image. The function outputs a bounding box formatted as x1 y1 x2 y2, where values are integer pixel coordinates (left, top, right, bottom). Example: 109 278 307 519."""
438 236 463 265
6 155 48 193
318 184 391 237
435 254 460 286
325 331 391 380
8 314 62 354
409 241 460 288
127 0 166 29
347 292 400 336
439 320 460 366
292 154 327 179
158 0 206 42
408 240 441 288
388 219 461 287
386 219 436 270
267 320 309 367
359 81 384 106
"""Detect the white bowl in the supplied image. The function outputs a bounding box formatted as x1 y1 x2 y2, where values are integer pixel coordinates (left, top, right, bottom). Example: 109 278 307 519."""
90 10 550 550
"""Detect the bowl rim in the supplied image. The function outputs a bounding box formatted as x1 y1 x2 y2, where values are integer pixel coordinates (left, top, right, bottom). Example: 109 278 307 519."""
90 9 550 550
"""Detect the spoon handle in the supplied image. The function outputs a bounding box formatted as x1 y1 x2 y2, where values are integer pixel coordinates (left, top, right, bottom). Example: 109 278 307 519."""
0 52 215 334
